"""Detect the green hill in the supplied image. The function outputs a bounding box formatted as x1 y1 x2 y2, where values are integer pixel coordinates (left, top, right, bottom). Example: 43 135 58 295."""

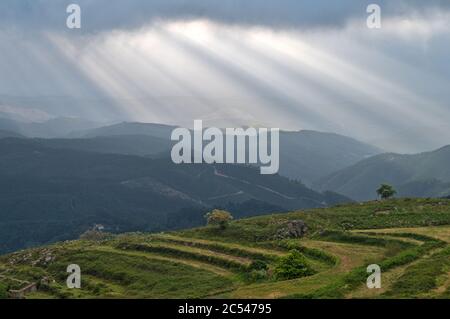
1 198 449 299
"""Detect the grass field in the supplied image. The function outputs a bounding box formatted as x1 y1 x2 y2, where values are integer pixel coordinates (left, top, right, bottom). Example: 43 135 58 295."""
0 198 449 299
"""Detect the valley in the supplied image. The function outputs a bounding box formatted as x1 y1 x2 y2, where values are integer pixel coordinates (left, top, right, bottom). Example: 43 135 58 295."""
0 137 350 254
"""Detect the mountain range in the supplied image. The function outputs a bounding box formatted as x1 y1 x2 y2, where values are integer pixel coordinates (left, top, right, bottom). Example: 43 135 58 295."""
0 116 102 138
46 120 382 185
1 117 449 253
0 118 382 184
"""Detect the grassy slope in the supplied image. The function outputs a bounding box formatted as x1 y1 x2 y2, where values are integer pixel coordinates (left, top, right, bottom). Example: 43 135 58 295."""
0 198 450 299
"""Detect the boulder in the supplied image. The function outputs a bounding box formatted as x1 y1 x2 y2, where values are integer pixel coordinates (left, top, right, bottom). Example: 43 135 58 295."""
275 220 308 239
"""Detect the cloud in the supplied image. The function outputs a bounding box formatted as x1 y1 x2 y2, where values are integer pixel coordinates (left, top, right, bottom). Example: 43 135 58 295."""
0 1 449 153
0 0 449 33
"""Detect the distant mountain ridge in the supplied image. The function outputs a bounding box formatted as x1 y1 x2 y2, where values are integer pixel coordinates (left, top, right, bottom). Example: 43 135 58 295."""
317 145 450 200
38 135 171 158
72 122 381 185
0 116 102 138
278 130 381 185
73 122 176 140
0 129 24 139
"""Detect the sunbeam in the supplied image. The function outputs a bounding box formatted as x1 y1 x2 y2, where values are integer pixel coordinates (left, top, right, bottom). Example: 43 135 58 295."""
3 8 446 153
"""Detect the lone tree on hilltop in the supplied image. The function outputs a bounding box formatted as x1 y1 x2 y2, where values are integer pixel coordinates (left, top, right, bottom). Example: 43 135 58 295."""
204 209 233 230
376 184 397 200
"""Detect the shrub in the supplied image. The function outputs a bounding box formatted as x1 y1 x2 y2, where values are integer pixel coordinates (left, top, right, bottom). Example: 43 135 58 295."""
274 250 315 280
0 283 8 299
273 241 338 266
249 260 268 271
248 269 268 281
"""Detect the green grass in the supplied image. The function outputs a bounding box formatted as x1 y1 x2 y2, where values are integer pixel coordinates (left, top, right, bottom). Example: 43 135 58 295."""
259 240 338 266
0 198 449 299
383 247 450 298
46 250 233 298
151 234 280 262
115 242 249 271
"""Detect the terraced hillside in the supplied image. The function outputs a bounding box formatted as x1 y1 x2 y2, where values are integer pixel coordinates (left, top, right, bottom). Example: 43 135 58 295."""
1 198 450 299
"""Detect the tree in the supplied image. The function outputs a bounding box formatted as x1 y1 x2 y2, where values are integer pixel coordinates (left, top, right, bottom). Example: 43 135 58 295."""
376 184 397 199
204 209 233 230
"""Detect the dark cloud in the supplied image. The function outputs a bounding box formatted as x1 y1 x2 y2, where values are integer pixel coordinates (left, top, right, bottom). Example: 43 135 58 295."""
0 0 449 153
0 0 449 33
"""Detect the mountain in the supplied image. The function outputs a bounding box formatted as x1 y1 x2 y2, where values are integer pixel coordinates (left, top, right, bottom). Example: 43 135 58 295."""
74 122 176 140
20 117 103 138
37 135 171 158
317 145 450 201
0 138 350 253
0 117 103 138
0 118 21 134
73 122 381 185
367 124 450 154
0 129 24 139
1 198 449 299
278 130 381 185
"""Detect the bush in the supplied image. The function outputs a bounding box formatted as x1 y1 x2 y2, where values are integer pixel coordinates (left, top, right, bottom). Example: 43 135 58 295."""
0 283 8 299
273 241 338 266
274 250 315 280
248 269 268 281
249 260 268 271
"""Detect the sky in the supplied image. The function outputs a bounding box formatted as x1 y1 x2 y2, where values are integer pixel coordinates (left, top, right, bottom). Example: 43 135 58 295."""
0 0 449 153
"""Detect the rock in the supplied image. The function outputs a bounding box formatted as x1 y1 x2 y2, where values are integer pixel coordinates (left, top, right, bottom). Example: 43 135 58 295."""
275 220 308 239
340 222 354 230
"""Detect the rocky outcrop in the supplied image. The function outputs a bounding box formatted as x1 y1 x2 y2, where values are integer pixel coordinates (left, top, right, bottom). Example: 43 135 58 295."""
275 220 308 239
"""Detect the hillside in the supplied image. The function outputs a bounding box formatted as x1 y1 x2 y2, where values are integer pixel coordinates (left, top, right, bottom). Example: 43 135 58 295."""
1 198 449 299
75 122 176 140
71 122 381 185
278 130 381 185
317 146 450 201
0 138 349 254
37 135 171 158
2 119 381 186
